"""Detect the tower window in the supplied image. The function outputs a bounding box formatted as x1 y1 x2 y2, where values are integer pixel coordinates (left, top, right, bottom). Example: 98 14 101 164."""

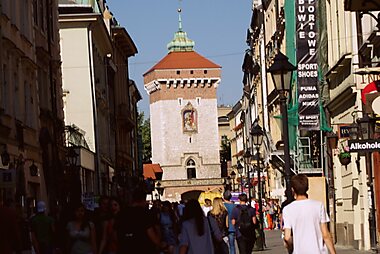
186 159 196 179
196 97 201 105
204 70 208 74
177 70 181 75
178 98 183 106
190 70 194 74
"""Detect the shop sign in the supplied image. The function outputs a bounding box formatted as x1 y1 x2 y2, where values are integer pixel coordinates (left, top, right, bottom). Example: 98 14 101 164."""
297 0 320 130
82 192 96 211
339 125 351 138
348 139 380 152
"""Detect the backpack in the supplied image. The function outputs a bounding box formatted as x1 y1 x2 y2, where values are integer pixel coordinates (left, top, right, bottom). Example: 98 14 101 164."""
238 206 255 238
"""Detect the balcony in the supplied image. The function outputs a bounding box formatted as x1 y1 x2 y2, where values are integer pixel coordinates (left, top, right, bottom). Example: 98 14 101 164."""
59 0 95 5
58 0 100 14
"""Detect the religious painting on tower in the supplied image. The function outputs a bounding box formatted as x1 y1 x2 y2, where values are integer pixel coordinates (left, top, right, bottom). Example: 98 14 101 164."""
182 103 197 133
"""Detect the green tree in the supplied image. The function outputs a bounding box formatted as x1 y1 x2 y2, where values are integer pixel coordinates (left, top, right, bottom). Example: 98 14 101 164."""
138 112 152 163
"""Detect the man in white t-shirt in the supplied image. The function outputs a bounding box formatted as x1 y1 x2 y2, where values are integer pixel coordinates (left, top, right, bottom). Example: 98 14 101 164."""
283 174 336 254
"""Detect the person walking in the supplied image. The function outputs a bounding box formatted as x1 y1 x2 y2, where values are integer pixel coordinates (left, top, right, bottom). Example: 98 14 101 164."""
99 197 121 254
159 201 179 254
0 199 21 254
282 174 336 254
115 187 166 254
93 196 110 251
223 190 237 254
178 199 214 254
202 198 213 216
207 197 228 254
30 201 55 254
231 193 257 254
66 203 97 254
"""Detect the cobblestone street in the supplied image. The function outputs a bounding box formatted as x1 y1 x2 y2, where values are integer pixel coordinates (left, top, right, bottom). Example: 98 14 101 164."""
260 230 374 254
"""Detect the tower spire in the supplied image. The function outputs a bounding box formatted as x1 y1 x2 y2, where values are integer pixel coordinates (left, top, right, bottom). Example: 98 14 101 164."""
178 0 182 31
178 8 182 31
167 1 195 52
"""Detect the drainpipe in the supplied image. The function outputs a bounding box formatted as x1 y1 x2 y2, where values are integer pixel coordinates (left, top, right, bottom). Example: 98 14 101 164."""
87 25 101 195
46 0 60 207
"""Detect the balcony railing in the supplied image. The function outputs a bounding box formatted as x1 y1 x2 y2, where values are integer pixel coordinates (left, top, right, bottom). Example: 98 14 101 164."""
59 0 94 5
58 0 100 13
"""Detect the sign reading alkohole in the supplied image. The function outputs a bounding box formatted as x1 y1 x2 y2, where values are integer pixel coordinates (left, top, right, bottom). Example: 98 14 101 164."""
348 139 380 152
297 0 320 130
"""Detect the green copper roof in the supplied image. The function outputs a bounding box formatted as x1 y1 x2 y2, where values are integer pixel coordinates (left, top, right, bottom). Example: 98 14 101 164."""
167 8 195 52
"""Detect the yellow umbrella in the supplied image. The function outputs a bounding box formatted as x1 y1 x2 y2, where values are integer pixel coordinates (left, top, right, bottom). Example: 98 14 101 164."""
198 189 222 206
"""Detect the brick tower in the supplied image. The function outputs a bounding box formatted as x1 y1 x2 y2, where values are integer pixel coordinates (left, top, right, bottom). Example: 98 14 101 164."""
143 8 223 201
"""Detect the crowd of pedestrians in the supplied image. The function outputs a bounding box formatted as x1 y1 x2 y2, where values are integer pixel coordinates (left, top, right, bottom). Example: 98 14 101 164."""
0 174 336 254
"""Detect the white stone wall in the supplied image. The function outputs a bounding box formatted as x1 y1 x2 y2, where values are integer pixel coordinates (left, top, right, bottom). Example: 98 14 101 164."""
150 98 220 180
60 28 96 152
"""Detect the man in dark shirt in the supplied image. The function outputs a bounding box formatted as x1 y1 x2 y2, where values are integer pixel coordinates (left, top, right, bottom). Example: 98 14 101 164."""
231 193 257 254
115 187 166 254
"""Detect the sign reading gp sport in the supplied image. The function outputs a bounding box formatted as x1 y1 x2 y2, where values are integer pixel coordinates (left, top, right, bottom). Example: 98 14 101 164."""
348 139 380 152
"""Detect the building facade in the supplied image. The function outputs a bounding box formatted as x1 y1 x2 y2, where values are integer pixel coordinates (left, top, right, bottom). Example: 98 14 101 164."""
0 0 65 217
238 0 380 251
144 10 223 202
59 0 141 199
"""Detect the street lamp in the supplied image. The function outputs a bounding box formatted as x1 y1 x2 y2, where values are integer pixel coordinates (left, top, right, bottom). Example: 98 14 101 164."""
67 147 80 204
250 119 265 251
267 51 296 201
237 161 244 193
156 181 164 200
1 145 10 166
355 115 377 249
243 149 252 203
29 161 38 177
230 171 236 192
225 176 232 191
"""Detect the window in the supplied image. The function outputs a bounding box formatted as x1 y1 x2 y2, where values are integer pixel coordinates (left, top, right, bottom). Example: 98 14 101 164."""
176 70 180 75
186 159 196 179
196 97 201 105
39 0 45 32
11 0 17 26
33 0 38 25
190 70 194 74
14 73 20 120
1 64 8 113
38 69 51 110
178 98 183 106
21 2 26 36
2 0 10 18
204 70 208 74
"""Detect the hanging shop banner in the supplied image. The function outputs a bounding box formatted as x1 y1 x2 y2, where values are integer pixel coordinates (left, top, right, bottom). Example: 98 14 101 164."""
297 0 320 130
348 139 380 152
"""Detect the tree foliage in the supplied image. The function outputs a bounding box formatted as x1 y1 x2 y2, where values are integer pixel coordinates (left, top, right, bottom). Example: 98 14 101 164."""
138 112 152 163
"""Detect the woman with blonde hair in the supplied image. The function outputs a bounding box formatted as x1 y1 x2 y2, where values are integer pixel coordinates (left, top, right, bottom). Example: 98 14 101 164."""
207 197 229 254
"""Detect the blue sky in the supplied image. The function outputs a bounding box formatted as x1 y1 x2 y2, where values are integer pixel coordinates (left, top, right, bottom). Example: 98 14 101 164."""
106 0 252 115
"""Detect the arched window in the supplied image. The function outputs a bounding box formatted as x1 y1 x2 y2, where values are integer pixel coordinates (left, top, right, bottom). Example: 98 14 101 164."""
186 159 196 179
